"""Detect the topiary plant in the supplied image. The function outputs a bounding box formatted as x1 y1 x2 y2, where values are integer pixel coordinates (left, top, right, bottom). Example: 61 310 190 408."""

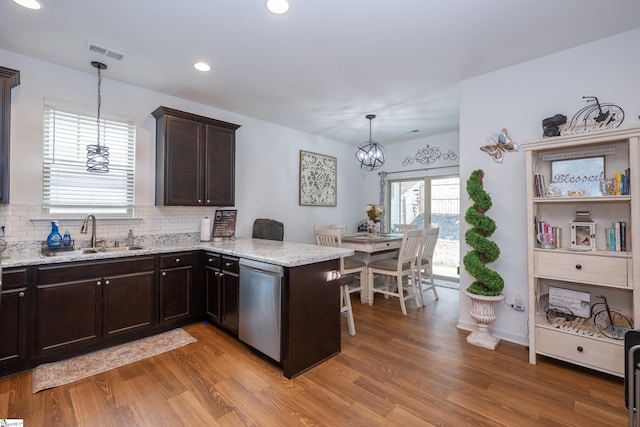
463 169 504 296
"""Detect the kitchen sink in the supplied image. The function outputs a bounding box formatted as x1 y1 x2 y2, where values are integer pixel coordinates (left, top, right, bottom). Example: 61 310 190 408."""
97 245 146 253
41 246 147 257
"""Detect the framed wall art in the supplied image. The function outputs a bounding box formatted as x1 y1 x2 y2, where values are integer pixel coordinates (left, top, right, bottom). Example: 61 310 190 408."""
299 150 337 206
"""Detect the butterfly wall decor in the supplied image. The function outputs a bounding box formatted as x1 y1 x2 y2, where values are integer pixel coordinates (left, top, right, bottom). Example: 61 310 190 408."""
480 128 518 163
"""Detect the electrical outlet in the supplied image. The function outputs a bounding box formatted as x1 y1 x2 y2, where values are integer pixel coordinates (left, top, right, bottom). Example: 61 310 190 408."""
514 296 525 311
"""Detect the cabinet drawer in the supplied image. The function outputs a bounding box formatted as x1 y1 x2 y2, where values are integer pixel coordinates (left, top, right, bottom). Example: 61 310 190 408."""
535 327 623 376
221 256 239 274
161 252 194 269
535 251 629 287
204 252 221 269
1 268 27 290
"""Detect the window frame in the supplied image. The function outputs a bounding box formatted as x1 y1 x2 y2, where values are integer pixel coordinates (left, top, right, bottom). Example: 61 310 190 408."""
42 104 136 218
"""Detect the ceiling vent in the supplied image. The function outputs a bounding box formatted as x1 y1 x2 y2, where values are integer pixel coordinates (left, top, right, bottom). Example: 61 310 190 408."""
85 41 124 61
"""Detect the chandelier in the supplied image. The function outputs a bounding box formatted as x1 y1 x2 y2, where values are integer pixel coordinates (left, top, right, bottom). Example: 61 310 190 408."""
86 61 110 173
355 114 385 171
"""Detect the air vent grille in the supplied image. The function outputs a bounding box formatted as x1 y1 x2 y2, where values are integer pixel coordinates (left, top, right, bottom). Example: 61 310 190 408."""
85 41 124 61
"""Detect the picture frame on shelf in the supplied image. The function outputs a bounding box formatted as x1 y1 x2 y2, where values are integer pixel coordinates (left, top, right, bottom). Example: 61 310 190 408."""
299 150 337 207
551 156 604 197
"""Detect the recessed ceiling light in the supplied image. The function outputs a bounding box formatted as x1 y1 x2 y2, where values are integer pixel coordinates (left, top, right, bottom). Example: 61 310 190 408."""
12 0 41 9
266 0 290 15
193 62 211 72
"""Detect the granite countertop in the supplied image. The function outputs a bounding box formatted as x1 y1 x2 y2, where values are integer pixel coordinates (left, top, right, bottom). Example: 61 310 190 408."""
0 237 354 269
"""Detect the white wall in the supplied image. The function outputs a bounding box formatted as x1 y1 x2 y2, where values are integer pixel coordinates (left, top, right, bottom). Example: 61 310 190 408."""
457 28 640 345
0 48 375 247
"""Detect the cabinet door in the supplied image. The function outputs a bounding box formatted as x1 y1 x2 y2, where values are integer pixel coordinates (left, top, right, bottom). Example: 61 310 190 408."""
0 67 20 204
221 273 239 334
36 279 102 357
161 115 204 205
204 125 235 206
0 287 28 367
103 270 155 337
205 260 221 323
160 266 192 323
221 257 239 334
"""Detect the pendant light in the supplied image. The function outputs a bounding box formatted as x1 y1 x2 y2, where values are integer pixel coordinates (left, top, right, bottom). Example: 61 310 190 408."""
355 114 386 171
86 61 109 173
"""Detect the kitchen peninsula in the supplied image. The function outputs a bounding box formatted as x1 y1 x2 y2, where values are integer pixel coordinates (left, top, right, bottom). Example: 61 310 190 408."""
0 238 353 380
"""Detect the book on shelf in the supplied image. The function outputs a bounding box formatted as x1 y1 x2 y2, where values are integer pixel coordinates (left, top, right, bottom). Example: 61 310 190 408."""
534 174 546 197
611 221 627 252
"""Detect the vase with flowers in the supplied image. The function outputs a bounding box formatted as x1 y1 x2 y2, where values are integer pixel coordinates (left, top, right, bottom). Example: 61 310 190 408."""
366 204 383 233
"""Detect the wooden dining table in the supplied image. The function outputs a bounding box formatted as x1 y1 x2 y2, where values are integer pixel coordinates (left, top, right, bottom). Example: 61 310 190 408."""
341 233 404 304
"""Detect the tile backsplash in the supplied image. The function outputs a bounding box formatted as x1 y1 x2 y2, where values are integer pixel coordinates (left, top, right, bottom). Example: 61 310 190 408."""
0 204 218 257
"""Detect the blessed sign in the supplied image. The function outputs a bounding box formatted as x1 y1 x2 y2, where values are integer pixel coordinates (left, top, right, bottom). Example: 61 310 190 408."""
550 156 604 197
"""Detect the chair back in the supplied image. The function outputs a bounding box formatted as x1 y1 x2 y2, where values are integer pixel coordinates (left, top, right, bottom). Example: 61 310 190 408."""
314 224 348 235
314 227 345 272
420 227 440 260
394 223 417 233
314 227 342 248
399 229 424 266
253 218 284 241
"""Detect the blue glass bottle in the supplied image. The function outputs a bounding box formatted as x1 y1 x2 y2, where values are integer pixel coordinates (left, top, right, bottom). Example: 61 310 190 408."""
47 221 63 248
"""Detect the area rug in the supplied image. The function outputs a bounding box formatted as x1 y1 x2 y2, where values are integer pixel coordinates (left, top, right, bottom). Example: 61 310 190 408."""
32 328 196 393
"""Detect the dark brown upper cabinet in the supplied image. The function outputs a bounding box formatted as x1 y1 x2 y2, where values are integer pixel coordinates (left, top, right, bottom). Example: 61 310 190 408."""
152 106 240 206
0 66 20 204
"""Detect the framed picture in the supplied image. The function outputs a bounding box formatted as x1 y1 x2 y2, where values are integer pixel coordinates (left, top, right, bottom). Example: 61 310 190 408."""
299 150 337 206
212 209 237 239
550 156 604 197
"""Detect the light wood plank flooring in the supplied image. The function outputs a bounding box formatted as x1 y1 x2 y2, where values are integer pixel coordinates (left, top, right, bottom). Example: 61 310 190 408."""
0 287 627 426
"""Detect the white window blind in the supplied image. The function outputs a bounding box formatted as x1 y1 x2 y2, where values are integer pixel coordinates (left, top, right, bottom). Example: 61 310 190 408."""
42 104 136 217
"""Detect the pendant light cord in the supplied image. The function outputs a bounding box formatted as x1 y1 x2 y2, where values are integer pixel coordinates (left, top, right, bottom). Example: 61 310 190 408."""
96 65 102 149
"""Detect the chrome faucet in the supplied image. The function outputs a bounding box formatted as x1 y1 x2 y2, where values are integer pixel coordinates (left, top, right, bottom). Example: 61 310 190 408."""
80 214 97 248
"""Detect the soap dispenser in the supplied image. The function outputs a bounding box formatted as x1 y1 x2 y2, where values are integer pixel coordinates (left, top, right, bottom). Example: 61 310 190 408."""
47 221 63 248
126 229 135 246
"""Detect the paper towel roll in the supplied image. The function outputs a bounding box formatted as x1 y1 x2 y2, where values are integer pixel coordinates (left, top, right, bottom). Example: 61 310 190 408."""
200 217 211 241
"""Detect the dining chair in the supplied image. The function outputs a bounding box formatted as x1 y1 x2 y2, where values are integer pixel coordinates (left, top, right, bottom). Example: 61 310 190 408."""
314 227 365 335
394 223 417 233
367 228 423 315
416 227 440 305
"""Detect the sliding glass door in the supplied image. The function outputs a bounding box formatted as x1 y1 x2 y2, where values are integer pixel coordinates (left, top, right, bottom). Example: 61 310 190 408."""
388 175 460 280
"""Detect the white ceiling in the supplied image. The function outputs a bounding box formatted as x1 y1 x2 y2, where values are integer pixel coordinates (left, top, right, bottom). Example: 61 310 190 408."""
2 0 640 145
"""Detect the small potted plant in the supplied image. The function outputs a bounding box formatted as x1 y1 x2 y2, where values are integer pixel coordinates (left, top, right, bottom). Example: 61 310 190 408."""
463 169 505 350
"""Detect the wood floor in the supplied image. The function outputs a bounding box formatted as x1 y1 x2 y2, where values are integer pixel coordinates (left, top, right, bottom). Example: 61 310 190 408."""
0 287 627 426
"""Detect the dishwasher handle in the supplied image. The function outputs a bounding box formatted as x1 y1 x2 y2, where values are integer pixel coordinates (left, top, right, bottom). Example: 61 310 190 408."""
239 258 284 277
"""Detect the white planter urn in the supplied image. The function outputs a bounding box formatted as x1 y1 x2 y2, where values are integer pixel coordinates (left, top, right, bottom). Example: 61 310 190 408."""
464 291 505 351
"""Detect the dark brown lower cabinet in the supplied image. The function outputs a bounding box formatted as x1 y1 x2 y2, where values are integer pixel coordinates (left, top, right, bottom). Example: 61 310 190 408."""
35 257 156 360
0 267 29 371
160 252 194 325
204 252 239 334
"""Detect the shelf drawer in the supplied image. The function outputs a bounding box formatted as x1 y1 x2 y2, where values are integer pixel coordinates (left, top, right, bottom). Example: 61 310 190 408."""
535 251 629 287
535 326 623 376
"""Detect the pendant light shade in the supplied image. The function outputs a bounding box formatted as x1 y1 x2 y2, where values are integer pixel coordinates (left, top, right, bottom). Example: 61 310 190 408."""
355 114 385 171
87 61 110 173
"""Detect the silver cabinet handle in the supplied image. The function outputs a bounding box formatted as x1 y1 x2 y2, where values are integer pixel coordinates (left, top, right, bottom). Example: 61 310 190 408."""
197 199 202 204
18 291 25 298
97 280 102 286
225 262 232 267
175 258 180 263
105 280 110 285
162 272 167 277
208 258 213 262
206 199 211 203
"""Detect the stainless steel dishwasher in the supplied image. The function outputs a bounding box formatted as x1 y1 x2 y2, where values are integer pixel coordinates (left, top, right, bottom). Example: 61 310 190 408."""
239 258 284 362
